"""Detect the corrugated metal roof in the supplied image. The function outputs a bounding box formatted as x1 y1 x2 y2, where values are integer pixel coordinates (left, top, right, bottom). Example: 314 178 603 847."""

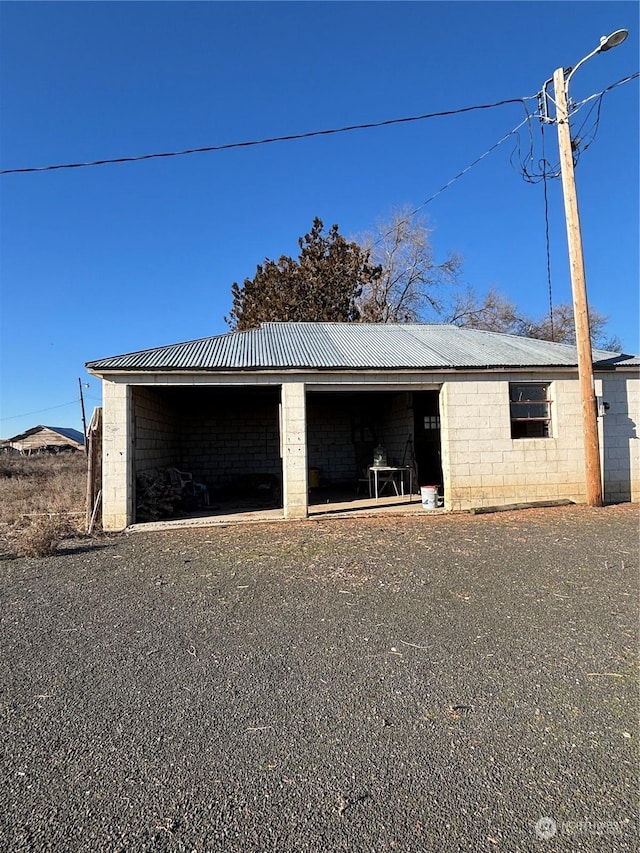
86 322 638 372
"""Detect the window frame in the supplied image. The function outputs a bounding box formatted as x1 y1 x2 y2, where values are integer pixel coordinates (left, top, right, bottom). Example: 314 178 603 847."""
509 382 552 439
423 415 441 431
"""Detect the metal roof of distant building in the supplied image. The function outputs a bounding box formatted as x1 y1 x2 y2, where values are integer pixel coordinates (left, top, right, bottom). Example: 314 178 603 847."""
86 322 638 372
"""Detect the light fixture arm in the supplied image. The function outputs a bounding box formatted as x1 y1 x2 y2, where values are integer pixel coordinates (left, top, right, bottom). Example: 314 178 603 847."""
539 30 628 122
567 29 629 90
565 43 603 90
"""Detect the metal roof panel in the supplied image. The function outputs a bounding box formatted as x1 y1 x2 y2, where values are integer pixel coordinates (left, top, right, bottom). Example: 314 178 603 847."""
86 322 636 372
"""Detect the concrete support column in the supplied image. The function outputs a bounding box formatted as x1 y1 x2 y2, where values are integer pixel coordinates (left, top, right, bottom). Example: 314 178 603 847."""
438 382 451 509
280 382 308 519
102 381 133 530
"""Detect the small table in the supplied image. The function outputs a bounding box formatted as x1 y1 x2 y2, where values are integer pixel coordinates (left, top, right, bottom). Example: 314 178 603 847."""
368 466 414 501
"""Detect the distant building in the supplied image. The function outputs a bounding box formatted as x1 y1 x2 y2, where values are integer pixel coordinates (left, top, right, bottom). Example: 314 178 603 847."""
7 425 85 455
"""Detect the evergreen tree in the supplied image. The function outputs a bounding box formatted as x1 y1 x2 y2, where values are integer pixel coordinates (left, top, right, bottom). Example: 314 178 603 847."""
226 218 380 330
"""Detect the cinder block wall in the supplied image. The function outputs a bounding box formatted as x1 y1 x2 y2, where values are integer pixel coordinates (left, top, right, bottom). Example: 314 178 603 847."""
306 393 414 485
132 389 282 490
132 387 180 471
102 381 131 531
601 373 640 502
441 373 592 511
180 398 281 489
380 392 414 467
306 401 355 484
281 382 307 518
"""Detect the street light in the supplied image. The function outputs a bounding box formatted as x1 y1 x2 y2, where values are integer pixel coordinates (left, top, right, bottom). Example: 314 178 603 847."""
597 29 629 51
547 29 628 507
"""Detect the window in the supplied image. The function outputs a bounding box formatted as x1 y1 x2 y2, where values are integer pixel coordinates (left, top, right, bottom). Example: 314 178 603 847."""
509 383 552 438
423 415 440 430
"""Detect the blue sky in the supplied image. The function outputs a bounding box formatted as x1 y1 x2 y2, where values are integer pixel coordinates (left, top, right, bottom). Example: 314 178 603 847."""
1 1 638 438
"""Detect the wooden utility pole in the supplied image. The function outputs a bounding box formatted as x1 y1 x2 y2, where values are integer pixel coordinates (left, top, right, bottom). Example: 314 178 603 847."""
553 67 603 506
78 378 88 452
85 407 103 533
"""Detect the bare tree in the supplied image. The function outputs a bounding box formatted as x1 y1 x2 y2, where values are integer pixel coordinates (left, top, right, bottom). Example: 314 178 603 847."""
447 287 621 351
445 286 524 334
355 207 462 323
522 303 622 351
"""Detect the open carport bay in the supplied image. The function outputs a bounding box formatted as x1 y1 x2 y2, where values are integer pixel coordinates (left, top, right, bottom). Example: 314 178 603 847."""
131 385 442 521
1 504 637 851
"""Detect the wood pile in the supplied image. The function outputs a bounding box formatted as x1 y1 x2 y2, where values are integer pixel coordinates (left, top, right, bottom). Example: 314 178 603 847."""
135 469 177 522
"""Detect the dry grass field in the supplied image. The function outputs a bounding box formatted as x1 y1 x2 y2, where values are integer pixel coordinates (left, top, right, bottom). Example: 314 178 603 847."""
0 452 87 559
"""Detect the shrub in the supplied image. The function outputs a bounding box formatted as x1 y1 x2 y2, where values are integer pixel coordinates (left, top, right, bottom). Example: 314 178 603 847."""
0 453 86 558
16 515 73 558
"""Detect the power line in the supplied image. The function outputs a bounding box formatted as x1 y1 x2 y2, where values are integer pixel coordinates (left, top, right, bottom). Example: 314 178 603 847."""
570 71 639 112
568 73 639 167
2 74 632 180
540 121 555 340
409 115 533 217
0 96 534 176
510 72 638 183
0 400 80 423
370 112 534 250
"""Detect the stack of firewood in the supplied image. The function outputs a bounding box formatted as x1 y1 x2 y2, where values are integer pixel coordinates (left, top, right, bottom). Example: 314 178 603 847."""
135 469 175 521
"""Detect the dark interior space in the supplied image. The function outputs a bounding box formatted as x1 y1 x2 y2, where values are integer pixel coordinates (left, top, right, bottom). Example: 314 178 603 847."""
306 387 443 502
413 390 443 489
133 385 283 521
306 389 414 488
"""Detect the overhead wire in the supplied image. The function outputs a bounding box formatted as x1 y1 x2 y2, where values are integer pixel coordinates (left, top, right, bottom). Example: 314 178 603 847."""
540 120 555 340
507 94 558 329
374 70 637 325
358 110 538 322
0 400 82 423
571 71 639 111
569 88 609 168
507 70 638 335
509 97 541 182
0 75 633 182
1 73 632 185
0 96 536 176
510 72 638 182
371 111 534 250
0 72 635 347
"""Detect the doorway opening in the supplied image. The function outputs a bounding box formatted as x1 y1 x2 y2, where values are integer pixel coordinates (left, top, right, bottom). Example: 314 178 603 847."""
412 391 443 495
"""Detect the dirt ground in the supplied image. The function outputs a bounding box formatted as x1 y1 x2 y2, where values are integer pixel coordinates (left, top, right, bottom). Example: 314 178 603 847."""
1 503 638 852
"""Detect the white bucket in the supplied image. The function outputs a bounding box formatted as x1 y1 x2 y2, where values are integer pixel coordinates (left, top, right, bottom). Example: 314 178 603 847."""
420 486 439 509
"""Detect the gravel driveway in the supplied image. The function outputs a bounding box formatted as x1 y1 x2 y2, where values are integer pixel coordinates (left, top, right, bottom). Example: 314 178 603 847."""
1 504 638 852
